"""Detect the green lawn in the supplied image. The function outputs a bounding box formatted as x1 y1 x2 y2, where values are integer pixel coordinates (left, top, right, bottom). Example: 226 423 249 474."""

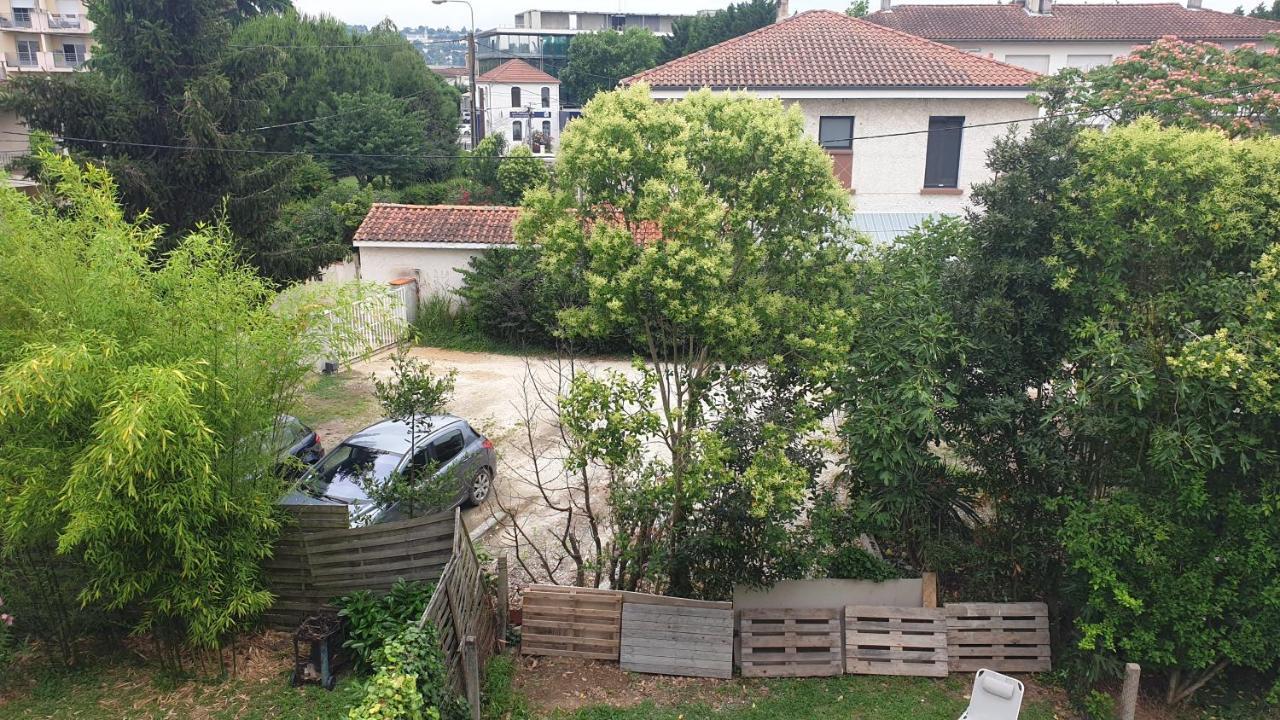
1 666 361 720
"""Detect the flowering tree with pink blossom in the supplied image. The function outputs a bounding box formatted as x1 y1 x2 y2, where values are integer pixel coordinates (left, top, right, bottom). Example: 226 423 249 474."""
1037 36 1280 138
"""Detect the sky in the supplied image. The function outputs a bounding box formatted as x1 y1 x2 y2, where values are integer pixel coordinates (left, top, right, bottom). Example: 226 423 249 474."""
292 0 1252 31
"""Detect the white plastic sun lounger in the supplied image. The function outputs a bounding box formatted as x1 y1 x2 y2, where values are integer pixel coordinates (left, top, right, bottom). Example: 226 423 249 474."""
958 668 1024 720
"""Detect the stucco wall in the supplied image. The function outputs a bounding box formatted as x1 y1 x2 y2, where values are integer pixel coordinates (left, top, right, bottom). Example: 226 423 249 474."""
0 109 28 155
793 96 1036 214
481 79 561 152
355 245 486 301
943 39 1270 74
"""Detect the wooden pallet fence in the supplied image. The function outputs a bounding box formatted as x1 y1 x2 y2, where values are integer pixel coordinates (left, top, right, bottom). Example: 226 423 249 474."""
945 602 1051 673
520 585 622 661
620 594 734 679
262 505 455 629
739 608 844 678
845 605 949 677
417 509 500 696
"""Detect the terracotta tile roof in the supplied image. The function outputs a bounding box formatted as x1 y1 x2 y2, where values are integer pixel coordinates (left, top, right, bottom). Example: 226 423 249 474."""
354 204 519 245
476 59 560 84
431 66 469 78
866 3 1280 42
353 203 665 245
625 10 1040 89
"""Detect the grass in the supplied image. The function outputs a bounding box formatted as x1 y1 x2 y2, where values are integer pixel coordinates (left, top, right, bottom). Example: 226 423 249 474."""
413 296 543 356
0 657 362 720
294 371 379 430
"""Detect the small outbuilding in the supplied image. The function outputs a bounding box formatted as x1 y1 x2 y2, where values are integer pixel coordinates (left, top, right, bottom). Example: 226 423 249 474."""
352 203 519 301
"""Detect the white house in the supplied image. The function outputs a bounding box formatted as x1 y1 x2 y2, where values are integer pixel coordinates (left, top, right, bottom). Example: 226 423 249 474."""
865 0 1280 75
626 9 1041 216
352 204 518 300
475 58 561 155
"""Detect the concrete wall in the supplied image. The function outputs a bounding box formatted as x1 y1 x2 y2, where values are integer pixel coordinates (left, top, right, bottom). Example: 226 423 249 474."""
0 108 28 155
355 245 486 300
943 39 1271 74
733 578 925 610
792 96 1036 214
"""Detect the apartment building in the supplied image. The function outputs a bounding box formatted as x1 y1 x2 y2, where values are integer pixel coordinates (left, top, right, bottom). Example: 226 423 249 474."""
476 9 687 77
0 0 93 158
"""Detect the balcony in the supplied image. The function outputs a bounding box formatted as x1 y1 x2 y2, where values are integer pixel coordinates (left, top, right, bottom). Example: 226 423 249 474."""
49 13 87 31
52 49 86 69
4 51 41 69
0 12 34 29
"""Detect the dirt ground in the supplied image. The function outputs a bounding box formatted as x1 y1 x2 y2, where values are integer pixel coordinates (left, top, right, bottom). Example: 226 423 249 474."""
303 347 636 575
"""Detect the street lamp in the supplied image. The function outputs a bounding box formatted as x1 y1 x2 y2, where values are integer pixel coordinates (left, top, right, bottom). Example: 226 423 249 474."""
432 0 480 147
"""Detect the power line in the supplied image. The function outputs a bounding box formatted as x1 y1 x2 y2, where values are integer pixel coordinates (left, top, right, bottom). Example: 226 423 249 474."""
228 38 465 49
7 76 1277 162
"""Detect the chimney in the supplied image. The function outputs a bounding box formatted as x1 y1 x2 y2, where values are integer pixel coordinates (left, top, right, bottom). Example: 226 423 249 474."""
880 0 891 11
1187 0 1201 8
776 0 789 22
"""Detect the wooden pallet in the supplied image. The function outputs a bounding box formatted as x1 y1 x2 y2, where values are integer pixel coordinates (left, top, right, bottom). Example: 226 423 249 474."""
945 602 1051 673
520 585 622 661
845 605 949 677
620 596 734 679
740 608 844 678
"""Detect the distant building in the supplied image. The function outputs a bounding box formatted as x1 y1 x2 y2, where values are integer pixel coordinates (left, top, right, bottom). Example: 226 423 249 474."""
865 0 1280 75
627 10 1041 217
476 59 561 155
476 9 688 77
1 0 94 162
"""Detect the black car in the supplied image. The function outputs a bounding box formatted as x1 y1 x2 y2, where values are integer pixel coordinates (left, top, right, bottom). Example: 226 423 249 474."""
269 415 324 478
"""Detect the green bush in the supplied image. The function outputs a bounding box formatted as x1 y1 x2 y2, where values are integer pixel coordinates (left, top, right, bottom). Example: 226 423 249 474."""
1079 689 1115 720
456 248 555 346
348 623 466 720
335 579 434 672
412 295 494 352
398 178 491 206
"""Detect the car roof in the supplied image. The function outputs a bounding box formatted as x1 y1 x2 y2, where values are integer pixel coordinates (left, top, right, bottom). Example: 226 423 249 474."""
343 415 464 455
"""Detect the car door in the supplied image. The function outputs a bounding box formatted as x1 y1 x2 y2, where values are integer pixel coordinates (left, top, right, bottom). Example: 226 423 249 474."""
426 425 470 500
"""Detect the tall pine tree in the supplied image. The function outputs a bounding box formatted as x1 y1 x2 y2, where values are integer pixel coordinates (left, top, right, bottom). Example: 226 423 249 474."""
1 0 302 258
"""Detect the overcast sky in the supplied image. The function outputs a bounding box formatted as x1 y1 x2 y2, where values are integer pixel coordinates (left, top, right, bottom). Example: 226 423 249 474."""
292 0 1250 31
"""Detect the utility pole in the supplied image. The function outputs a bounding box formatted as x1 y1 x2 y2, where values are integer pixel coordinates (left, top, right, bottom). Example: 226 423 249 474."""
432 0 481 146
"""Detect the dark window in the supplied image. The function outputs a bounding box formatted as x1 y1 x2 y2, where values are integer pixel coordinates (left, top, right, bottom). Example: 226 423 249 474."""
924 116 965 188
541 120 551 137
431 430 465 463
512 120 523 141
478 88 485 109
511 86 521 107
541 86 550 108
818 116 854 150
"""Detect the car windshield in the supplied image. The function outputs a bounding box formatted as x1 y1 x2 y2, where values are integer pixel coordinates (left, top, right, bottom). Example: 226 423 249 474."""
302 444 403 502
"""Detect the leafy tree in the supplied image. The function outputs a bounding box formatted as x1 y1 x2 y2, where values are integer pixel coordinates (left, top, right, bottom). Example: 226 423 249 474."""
254 175 392 284
1236 0 1280 19
1045 122 1280 704
364 347 458 518
310 91 433 187
232 14 461 172
0 0 303 259
520 85 852 596
0 155 328 657
846 0 870 17
561 28 663 105
839 219 980 570
495 145 549 203
663 0 778 61
1036 37 1280 138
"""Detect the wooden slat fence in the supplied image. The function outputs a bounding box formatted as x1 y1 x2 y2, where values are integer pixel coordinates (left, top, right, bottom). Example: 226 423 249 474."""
845 605 949 677
620 594 734 679
520 585 622 661
945 602 1051 673
262 505 454 629
416 509 500 695
739 608 844 678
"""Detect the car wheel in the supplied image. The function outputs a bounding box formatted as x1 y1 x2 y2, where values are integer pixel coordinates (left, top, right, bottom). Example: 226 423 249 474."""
468 467 493 505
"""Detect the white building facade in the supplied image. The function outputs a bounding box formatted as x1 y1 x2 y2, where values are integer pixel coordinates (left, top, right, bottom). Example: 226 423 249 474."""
475 59 561 155
1 0 93 160
629 10 1041 216
866 0 1280 75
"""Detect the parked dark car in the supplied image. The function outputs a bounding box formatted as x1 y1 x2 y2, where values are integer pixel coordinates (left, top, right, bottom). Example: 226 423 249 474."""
287 415 496 526
269 415 324 478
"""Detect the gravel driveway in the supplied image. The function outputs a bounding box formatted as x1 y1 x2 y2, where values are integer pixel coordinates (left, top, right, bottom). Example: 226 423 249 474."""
299 346 636 563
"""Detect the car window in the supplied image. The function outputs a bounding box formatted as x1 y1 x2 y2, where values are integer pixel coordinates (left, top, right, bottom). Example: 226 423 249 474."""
431 430 465 464
303 444 403 499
